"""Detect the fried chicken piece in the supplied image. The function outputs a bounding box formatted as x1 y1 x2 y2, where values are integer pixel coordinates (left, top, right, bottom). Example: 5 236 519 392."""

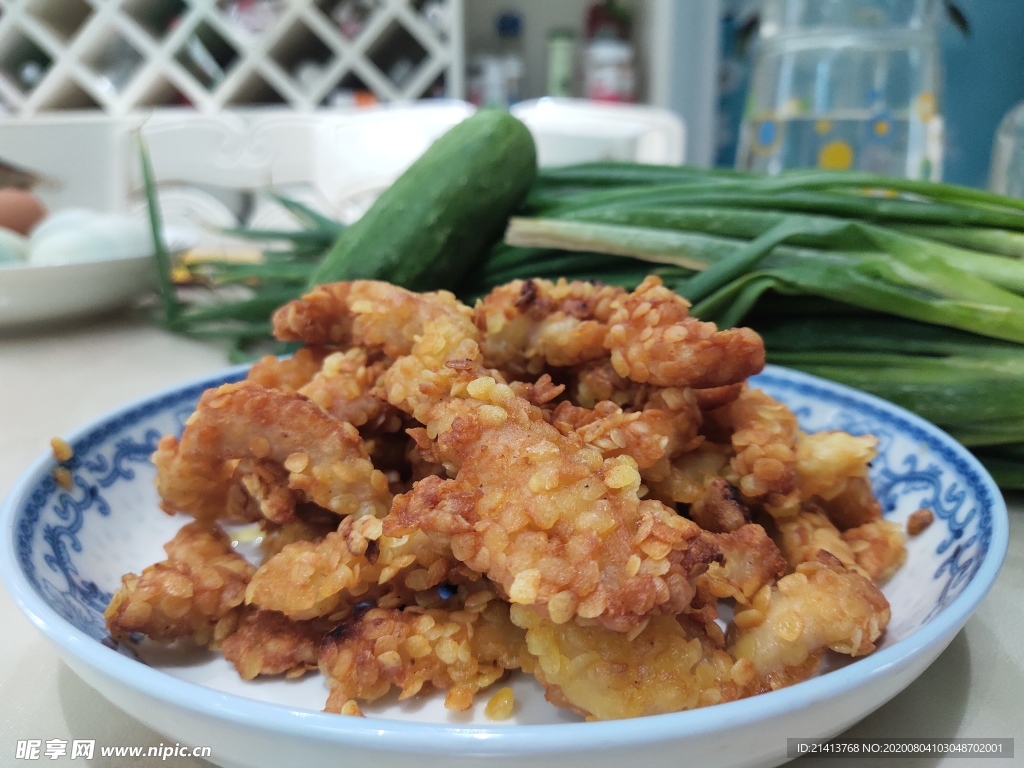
689 477 751 533
569 359 643 408
273 280 476 356
475 278 625 376
220 608 330 680
247 347 329 392
796 431 877 501
729 553 891 691
511 605 745 720
386 372 721 631
843 520 907 583
234 459 299 524
158 381 390 522
298 347 398 430
644 442 732 506
774 507 864 575
259 505 339 562
246 514 457 620
698 524 786 607
551 389 701 473
105 522 254 644
604 276 765 389
320 589 527 713
712 387 800 516
822 476 884 531
153 435 246 523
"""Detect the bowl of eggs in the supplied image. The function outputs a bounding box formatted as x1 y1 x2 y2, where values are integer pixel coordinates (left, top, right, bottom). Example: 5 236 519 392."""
0 186 160 328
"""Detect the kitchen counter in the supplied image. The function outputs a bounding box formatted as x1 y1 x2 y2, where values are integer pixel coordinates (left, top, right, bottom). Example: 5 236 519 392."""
1 311 1021 767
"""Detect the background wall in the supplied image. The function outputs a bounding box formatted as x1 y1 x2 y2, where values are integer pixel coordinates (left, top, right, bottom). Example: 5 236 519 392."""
940 0 1024 188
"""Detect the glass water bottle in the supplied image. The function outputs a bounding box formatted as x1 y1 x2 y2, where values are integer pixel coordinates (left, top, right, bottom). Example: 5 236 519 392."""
736 0 943 180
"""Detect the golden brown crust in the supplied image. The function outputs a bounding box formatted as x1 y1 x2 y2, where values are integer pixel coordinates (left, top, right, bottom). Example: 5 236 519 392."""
162 381 390 522
320 590 526 712
511 606 745 719
247 347 329 392
604 276 765 390
712 387 799 515
475 278 626 376
220 608 329 679
105 522 254 644
729 554 891 686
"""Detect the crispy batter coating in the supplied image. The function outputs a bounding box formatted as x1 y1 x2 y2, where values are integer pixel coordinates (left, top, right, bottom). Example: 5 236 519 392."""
247 347 328 392
844 521 907 583
774 508 864 575
273 280 475 356
386 373 721 631
259 506 339 562
298 347 397 429
712 387 799 516
796 431 878 502
475 278 625 375
822 476 884 531
159 381 390 522
730 554 891 689
604 276 765 389
569 359 642 408
320 589 527 712
247 514 455 620
220 608 329 679
689 477 751 533
105 522 254 644
511 606 744 719
698 524 786 607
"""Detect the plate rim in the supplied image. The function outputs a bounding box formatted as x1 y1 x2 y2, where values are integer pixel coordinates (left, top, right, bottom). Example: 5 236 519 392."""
0 363 1010 755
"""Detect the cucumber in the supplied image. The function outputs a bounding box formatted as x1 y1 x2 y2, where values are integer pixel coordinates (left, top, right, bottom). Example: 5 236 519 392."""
309 109 537 291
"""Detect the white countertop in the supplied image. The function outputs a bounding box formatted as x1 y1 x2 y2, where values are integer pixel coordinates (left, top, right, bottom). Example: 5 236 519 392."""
1 311 1021 767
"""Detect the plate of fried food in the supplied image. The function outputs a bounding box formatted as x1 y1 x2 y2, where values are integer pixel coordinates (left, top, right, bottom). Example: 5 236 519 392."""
1 277 1007 768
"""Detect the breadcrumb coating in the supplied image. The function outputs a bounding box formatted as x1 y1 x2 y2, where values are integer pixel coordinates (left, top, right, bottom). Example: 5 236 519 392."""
298 347 395 429
729 554 891 688
220 608 329 679
272 280 475 356
159 381 390 522
475 278 625 375
713 387 800 516
511 605 745 719
247 514 454 620
247 347 328 392
105 522 254 644
320 589 527 712
844 520 907 583
385 375 721 631
604 276 765 389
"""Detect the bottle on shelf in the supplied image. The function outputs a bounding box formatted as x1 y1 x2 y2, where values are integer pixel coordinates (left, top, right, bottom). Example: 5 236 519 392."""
990 101 1024 199
581 1 635 103
496 12 524 106
547 29 575 98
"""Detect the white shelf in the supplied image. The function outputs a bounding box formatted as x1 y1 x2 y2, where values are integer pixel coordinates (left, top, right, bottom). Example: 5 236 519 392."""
0 0 465 116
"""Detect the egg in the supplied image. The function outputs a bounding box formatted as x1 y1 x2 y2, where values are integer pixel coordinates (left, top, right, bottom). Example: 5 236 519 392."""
0 188 47 235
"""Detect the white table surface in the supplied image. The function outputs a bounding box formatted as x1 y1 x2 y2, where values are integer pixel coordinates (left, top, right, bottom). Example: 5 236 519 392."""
1 310 1021 768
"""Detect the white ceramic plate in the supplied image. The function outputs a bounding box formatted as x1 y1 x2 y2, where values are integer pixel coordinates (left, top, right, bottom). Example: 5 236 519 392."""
0 365 1008 768
0 255 157 328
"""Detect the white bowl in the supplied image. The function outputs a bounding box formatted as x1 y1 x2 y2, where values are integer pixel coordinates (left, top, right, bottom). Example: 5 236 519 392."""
0 365 1008 768
0 255 156 328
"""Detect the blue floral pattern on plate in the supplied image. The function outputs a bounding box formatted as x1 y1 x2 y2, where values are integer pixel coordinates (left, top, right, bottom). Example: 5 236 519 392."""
10 366 994 646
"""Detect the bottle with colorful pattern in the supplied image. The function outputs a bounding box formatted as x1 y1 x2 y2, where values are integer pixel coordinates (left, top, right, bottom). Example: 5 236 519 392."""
736 0 943 180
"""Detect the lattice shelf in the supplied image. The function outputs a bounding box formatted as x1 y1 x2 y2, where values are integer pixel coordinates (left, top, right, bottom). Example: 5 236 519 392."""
0 0 464 115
